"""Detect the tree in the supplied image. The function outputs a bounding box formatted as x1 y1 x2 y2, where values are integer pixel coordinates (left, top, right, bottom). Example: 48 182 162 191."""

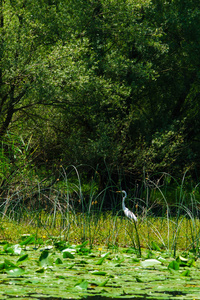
0 0 86 136
2 0 200 183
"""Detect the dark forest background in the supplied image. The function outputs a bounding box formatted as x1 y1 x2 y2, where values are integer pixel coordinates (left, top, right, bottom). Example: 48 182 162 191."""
1 0 200 210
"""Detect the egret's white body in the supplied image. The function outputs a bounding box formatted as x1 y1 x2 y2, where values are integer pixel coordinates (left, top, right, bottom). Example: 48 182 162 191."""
121 190 137 222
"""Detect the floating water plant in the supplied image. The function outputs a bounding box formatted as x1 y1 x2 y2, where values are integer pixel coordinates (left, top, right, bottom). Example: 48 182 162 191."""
0 239 199 299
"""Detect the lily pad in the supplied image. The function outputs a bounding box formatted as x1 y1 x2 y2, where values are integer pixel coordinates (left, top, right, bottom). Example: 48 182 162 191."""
63 251 75 259
141 259 162 268
0 240 199 299
39 250 53 267
168 260 180 270
17 254 28 263
75 279 89 290
20 235 35 246
6 267 25 276
96 252 110 265
91 271 107 276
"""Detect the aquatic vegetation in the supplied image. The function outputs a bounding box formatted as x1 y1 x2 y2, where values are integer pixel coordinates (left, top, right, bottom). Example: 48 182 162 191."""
0 236 199 299
0 169 200 299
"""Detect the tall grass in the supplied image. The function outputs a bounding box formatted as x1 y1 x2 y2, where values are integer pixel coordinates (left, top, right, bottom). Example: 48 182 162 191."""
0 135 200 255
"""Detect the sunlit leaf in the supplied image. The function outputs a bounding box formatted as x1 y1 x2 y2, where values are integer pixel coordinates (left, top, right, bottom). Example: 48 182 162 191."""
157 256 166 263
176 256 188 266
75 280 88 290
39 250 53 267
4 259 17 268
181 270 190 276
12 244 22 255
141 259 161 268
62 248 76 254
187 259 196 267
177 255 188 262
96 252 110 265
20 236 35 246
6 267 25 276
3 244 14 254
98 279 109 287
91 271 107 276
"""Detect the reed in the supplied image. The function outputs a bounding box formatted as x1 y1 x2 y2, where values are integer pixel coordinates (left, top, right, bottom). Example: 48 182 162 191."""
0 147 200 257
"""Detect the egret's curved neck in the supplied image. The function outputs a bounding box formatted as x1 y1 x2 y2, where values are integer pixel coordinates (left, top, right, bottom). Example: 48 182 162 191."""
122 191 127 211
122 197 126 211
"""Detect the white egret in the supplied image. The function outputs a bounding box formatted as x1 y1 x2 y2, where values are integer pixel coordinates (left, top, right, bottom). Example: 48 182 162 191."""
119 190 137 222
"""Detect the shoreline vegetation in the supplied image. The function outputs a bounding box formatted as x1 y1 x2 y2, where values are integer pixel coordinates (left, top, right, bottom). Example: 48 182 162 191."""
1 167 200 258
1 213 200 253
1 162 200 256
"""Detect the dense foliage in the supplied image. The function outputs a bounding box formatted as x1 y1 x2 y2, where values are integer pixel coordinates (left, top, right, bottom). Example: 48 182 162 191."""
1 0 200 195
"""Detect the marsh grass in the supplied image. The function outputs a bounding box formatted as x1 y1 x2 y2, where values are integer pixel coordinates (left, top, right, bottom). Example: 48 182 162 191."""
0 211 200 256
0 151 200 257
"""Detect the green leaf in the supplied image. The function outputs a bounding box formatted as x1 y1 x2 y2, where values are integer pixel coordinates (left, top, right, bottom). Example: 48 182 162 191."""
17 254 28 263
96 252 110 265
114 258 125 267
39 250 49 261
3 244 22 255
168 260 179 270
20 236 35 246
176 255 188 266
77 260 88 264
54 241 68 251
4 259 17 268
181 270 190 276
55 257 63 264
36 268 45 273
75 241 89 249
11 244 22 255
151 241 161 251
91 271 107 276
135 276 143 282
75 280 88 290
68 263 76 269
39 250 53 267
76 241 90 255
6 267 25 276
98 279 109 287
141 259 161 268
63 251 75 259
77 247 91 255
3 244 14 254
187 259 196 267
0 263 6 270
132 258 140 263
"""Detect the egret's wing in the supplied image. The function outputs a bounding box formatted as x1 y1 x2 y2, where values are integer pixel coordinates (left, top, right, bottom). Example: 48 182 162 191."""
124 208 137 222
